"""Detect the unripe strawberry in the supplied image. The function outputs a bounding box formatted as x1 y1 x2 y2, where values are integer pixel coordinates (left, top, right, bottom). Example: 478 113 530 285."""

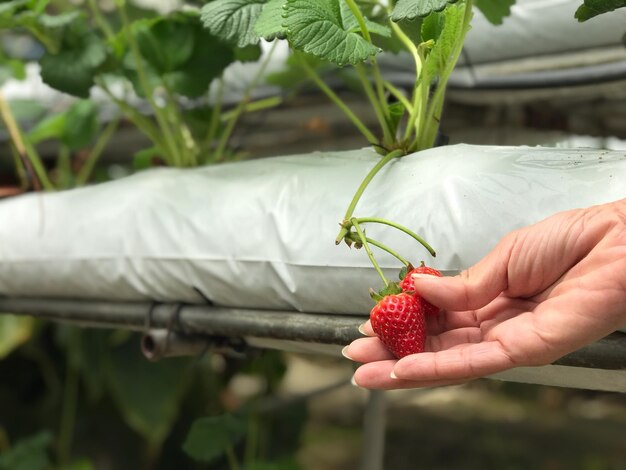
400 265 442 316
370 293 426 358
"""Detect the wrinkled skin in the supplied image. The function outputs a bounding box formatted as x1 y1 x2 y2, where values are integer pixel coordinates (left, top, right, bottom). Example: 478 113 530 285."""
344 199 626 389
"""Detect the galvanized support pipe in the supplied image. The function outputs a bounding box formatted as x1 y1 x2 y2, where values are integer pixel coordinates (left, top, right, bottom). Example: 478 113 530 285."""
1 297 626 370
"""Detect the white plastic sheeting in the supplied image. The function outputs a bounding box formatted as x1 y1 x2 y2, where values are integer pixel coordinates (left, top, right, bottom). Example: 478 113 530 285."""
0 144 624 316
381 0 626 88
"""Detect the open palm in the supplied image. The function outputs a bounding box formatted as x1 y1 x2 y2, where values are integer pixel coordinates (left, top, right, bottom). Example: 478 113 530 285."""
345 200 626 389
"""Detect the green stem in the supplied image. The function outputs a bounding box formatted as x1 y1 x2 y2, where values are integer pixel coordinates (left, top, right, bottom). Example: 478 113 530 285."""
347 232 410 266
244 412 259 465
345 0 372 43
354 217 436 257
403 44 429 144
297 54 377 145
27 28 59 54
163 84 197 166
383 81 413 114
87 0 116 42
351 218 389 287
0 92 54 190
10 143 28 190
220 96 282 121
76 117 120 186
96 79 168 156
117 2 183 167
58 329 80 464
419 0 473 150
355 64 393 147
344 0 390 129
225 445 240 470
335 149 403 243
214 41 278 162
390 21 420 76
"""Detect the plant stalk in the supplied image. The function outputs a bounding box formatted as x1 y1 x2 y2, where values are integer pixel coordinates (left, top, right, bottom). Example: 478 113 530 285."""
354 217 436 257
0 92 53 190
214 41 278 162
347 232 410 266
76 117 120 186
117 2 183 167
355 64 393 147
419 0 474 150
351 218 389 287
297 54 378 145
335 149 403 243
57 329 80 464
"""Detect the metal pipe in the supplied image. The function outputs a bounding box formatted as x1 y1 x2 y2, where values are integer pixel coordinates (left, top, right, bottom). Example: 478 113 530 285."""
141 329 249 361
360 390 387 470
1 297 625 370
0 297 364 344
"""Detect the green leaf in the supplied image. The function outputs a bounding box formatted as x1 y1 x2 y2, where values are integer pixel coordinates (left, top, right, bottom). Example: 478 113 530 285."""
254 0 287 40
422 3 468 82
183 414 247 463
0 0 29 17
164 25 234 97
235 44 263 62
201 0 267 47
39 29 107 98
105 337 192 446
62 100 99 150
391 0 460 21
133 146 162 169
0 431 52 470
0 315 34 359
283 0 380 65
575 0 626 21
135 17 195 73
30 100 99 150
474 0 514 25
421 9 445 42
388 102 405 140
38 10 83 28
0 59 26 86
27 113 66 145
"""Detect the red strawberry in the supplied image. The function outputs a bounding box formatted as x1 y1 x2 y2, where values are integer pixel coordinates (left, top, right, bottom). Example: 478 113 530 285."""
370 293 426 358
400 265 442 316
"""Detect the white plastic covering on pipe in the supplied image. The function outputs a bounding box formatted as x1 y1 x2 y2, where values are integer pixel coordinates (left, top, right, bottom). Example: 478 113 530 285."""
380 0 626 88
0 144 624 320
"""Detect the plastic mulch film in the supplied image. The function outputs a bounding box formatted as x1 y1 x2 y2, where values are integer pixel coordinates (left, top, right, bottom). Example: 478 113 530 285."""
0 144 624 321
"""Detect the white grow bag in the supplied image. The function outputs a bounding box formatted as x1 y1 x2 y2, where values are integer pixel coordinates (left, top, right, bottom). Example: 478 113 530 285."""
0 144 624 316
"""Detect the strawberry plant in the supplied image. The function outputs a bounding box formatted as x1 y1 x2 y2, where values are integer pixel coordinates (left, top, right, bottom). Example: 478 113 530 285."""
575 0 626 21
0 0 281 192
203 0 514 156
199 0 516 357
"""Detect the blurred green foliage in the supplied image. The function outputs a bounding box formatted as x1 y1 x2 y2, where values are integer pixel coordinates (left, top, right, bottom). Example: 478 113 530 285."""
0 323 308 469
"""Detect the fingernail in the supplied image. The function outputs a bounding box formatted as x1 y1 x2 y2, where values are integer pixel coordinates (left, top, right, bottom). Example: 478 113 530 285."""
350 375 360 387
390 371 398 379
412 273 433 281
358 323 368 335
341 345 353 360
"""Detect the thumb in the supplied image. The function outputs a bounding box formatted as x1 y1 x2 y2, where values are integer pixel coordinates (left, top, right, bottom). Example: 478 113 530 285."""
413 233 516 311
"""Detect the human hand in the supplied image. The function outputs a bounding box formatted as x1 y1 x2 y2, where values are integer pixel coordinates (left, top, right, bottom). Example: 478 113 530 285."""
344 199 626 389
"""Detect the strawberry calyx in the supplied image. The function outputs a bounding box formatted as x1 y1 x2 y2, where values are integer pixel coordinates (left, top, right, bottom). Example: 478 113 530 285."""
369 282 402 303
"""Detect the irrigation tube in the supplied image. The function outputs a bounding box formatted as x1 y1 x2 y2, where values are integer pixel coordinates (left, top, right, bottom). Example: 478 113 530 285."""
0 297 625 371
